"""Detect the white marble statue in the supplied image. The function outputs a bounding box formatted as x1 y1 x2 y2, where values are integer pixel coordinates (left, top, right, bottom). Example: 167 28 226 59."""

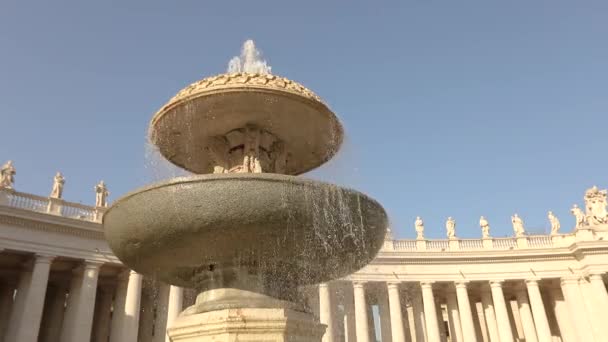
415 216 424 240
571 204 586 229
548 211 560 235
446 217 456 239
511 214 525 237
95 180 109 207
584 186 608 225
0 160 16 189
50 172 65 199
480 216 490 238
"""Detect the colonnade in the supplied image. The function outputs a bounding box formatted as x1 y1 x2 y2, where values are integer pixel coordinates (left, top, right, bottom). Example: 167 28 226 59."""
0 253 187 342
316 276 608 342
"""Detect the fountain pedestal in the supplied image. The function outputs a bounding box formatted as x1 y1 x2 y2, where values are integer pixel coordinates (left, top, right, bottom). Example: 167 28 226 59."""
167 307 325 342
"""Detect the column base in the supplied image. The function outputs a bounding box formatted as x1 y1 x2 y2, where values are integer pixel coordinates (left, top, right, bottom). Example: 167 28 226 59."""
167 307 326 342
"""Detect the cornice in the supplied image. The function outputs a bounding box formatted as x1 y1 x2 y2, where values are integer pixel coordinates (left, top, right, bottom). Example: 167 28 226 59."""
0 206 104 240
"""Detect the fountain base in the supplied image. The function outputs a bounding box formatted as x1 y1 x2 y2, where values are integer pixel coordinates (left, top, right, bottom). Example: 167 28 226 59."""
167 306 325 342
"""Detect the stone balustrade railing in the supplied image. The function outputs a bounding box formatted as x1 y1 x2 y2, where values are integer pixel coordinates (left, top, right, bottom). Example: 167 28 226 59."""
0 189 103 223
1 187 606 250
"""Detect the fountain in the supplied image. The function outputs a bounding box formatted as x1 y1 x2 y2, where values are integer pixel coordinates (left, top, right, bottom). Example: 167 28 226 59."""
103 40 389 342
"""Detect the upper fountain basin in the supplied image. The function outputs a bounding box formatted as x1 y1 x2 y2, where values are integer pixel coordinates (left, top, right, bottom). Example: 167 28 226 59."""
149 73 344 175
103 173 387 293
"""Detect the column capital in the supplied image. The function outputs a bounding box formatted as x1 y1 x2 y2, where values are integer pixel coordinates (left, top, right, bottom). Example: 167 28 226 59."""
489 280 504 288
34 254 56 264
588 273 605 281
386 281 401 289
83 260 104 270
525 279 540 287
318 282 330 289
560 276 580 286
352 281 367 288
454 281 469 288
420 281 434 288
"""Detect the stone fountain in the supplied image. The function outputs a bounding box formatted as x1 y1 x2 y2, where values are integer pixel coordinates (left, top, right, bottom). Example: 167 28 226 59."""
103 41 388 342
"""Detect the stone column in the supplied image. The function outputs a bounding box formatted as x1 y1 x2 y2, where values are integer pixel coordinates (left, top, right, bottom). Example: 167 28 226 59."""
454 282 476 342
0 284 15 342
319 283 336 342
386 283 405 342
489 281 514 342
588 274 608 338
110 272 128 342
420 281 441 342
549 287 576 342
525 280 551 342
91 285 114 342
377 288 392 342
480 288 500 342
410 286 426 341
353 282 370 342
343 284 357 342
435 299 447 342
60 261 101 342
123 271 143 342
165 285 184 342
515 289 538 342
6 254 54 342
39 284 67 342
560 277 595 341
446 289 464 342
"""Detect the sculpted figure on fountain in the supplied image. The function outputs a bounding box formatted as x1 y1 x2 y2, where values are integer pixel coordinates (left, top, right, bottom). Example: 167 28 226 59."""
548 211 560 235
511 213 525 237
446 217 456 239
415 216 424 240
480 216 490 238
584 186 608 225
50 172 65 199
0 160 16 189
571 204 586 229
95 180 109 207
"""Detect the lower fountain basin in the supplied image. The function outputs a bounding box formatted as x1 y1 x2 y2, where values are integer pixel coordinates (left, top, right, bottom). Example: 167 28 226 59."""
103 174 387 300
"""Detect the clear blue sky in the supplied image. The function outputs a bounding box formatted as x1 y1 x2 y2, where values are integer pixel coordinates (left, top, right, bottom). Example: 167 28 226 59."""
1 1 606 239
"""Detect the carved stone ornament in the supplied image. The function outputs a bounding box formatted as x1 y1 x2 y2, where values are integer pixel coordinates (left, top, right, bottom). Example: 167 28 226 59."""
584 186 608 225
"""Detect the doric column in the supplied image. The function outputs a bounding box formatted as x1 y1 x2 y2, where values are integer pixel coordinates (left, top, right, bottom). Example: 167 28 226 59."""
0 284 15 342
525 280 551 342
353 282 370 342
489 281 514 342
92 285 114 342
446 290 464 342
420 281 441 342
319 282 335 342
6 254 54 342
110 272 128 342
123 271 143 342
165 285 183 342
515 289 538 342
386 282 405 342
344 284 357 342
60 261 102 342
480 288 500 342
588 274 608 338
549 287 576 342
376 287 392 342
560 277 595 341
39 284 68 342
410 286 426 342
435 298 447 342
454 282 476 342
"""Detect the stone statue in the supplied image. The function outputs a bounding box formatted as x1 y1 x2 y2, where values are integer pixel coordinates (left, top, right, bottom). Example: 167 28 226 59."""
243 125 262 173
0 160 16 189
95 180 109 207
571 204 586 229
480 216 490 238
446 217 456 239
511 214 525 237
415 216 424 240
584 186 608 225
50 172 65 199
548 211 560 235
